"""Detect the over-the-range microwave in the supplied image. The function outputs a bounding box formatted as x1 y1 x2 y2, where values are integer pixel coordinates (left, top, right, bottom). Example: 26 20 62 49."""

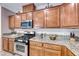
21 20 33 29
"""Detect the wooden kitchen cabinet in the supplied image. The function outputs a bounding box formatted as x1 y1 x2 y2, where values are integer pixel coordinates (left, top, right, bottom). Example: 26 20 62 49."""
23 4 35 13
61 46 75 56
29 41 44 56
15 14 22 28
8 39 14 53
30 46 44 56
44 48 61 56
43 43 62 56
33 10 45 28
46 7 60 28
29 40 75 56
29 41 62 56
2 37 9 51
21 13 27 21
2 37 14 53
26 12 32 20
21 12 32 20
9 15 15 29
60 3 79 27
67 48 75 56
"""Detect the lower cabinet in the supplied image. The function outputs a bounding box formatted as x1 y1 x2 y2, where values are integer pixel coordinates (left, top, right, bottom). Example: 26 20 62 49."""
8 39 14 53
67 48 75 56
30 46 44 56
2 37 14 53
44 48 61 56
29 41 75 56
2 37 9 51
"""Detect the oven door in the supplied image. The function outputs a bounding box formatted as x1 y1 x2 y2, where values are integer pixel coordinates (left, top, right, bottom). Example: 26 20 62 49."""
14 42 27 56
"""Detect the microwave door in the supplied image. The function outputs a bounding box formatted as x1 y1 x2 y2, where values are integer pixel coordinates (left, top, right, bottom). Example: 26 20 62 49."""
21 22 32 29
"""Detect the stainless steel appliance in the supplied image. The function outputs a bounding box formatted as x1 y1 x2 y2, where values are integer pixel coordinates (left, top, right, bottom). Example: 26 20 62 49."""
21 20 32 29
14 31 35 56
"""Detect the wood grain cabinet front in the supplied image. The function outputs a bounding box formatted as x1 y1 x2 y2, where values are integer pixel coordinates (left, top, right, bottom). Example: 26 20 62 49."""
33 10 45 28
44 48 61 56
43 43 62 56
2 37 9 51
60 3 79 27
30 45 44 56
2 37 14 53
29 40 75 56
21 12 32 21
8 39 14 53
29 41 62 56
15 14 22 28
45 7 60 28
9 15 15 29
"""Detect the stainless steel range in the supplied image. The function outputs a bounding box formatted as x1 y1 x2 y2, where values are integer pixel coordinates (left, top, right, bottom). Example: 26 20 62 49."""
14 31 35 56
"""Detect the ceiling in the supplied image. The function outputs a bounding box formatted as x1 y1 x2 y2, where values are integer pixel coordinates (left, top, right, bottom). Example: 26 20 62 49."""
0 3 29 13
0 3 62 13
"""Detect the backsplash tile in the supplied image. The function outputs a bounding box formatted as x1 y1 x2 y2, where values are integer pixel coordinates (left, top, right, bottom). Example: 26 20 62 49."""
14 28 79 36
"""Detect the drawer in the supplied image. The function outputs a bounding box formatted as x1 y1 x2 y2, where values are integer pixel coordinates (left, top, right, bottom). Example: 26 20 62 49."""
44 48 61 56
43 43 62 51
30 41 43 47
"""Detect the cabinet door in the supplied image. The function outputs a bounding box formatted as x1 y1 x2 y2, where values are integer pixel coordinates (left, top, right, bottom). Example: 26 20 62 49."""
30 46 44 56
2 37 9 51
26 12 32 20
21 12 32 21
46 7 60 28
33 10 45 28
8 39 14 53
67 48 75 56
9 15 15 29
21 13 27 21
44 48 61 56
15 14 21 28
60 4 79 27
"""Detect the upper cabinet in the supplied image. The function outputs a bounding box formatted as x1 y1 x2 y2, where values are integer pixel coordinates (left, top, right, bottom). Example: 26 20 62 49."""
26 12 32 20
21 12 32 21
45 7 60 28
60 4 79 27
15 14 22 28
33 7 60 28
33 10 45 28
9 3 79 29
9 15 15 29
23 4 35 13
21 13 27 21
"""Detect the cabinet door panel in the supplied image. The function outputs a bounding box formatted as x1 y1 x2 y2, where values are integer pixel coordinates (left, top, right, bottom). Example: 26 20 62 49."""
21 13 27 21
26 12 32 20
15 14 21 28
30 46 44 56
46 7 60 28
44 48 61 56
60 4 79 27
2 38 9 51
67 48 75 56
9 16 15 29
33 10 45 28
9 39 14 53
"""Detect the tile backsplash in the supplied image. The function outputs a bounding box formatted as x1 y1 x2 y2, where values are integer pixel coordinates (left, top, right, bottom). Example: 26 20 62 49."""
14 28 79 37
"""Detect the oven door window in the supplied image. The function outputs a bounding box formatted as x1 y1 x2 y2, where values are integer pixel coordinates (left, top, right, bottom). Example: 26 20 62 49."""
16 45 25 52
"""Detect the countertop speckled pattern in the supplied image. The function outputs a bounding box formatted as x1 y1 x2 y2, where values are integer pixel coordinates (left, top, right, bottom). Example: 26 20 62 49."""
2 34 24 38
30 36 79 56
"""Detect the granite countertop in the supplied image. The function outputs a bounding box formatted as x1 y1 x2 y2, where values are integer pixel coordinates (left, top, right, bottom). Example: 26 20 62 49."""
2 33 24 38
30 36 79 56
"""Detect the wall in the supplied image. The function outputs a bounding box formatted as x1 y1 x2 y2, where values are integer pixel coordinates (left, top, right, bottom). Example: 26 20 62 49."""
1 7 15 34
0 7 15 51
0 6 1 51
